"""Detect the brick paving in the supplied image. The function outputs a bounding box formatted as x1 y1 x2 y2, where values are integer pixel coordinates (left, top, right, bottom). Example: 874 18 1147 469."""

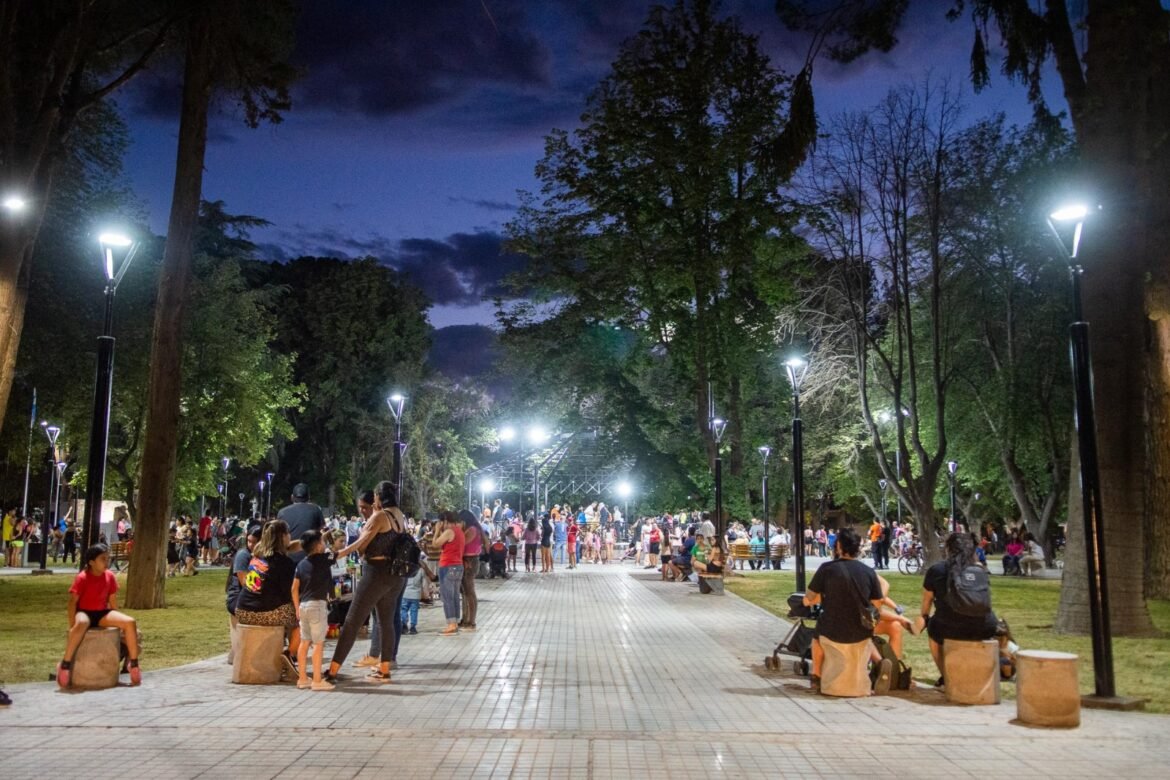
2 564 1167 779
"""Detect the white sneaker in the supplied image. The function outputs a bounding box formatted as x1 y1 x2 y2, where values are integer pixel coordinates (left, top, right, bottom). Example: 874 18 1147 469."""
353 655 379 668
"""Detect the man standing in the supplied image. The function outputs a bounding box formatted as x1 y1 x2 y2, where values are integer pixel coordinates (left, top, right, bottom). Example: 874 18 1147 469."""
553 513 567 564
278 482 324 562
803 527 885 693
198 512 214 564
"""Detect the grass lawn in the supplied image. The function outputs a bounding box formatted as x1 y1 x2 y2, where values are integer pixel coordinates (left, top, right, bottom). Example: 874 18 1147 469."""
0 571 230 686
726 568 1170 713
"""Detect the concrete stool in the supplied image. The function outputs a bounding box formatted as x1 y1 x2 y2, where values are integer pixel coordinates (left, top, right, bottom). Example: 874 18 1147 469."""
943 639 1001 705
698 574 724 595
232 624 285 684
1017 650 1080 727
72 627 122 690
819 637 871 697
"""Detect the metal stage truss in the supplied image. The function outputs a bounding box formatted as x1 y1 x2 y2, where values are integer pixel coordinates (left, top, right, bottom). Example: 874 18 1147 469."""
465 431 632 514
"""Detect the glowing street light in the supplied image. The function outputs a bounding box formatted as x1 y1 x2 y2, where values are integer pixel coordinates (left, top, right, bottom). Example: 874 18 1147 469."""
478 476 495 509
616 480 633 523
784 356 809 591
81 230 139 554
2 195 27 213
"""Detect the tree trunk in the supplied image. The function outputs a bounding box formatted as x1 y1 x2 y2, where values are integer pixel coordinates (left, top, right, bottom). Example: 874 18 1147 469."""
1144 273 1170 598
124 12 214 610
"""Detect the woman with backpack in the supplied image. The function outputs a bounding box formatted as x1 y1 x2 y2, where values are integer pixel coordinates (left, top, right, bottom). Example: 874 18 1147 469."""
325 480 406 684
920 532 998 687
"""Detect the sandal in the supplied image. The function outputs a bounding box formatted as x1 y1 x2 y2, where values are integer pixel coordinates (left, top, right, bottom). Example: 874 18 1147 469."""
127 658 142 686
56 660 72 689
364 669 391 684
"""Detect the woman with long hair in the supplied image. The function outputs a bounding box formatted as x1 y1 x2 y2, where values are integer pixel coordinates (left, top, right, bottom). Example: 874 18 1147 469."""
235 519 300 666
432 510 465 636
459 509 484 630
540 512 553 573
920 532 998 686
326 481 406 684
522 516 540 572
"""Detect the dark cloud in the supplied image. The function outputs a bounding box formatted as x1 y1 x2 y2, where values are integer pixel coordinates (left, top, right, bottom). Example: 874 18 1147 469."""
293 1 551 116
428 324 500 381
262 227 526 307
447 196 519 212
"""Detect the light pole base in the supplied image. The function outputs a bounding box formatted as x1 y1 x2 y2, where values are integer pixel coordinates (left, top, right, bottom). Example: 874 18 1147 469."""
1081 694 1146 711
30 569 55 576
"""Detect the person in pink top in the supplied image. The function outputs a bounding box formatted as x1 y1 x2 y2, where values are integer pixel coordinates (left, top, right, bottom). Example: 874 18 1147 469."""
459 510 484 630
1002 532 1024 576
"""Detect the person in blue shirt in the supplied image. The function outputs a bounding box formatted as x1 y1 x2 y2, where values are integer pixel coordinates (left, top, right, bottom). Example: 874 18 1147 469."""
749 531 766 570
553 516 567 563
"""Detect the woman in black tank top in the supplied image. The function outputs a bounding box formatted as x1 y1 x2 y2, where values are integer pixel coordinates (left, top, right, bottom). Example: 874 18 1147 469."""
326 481 406 684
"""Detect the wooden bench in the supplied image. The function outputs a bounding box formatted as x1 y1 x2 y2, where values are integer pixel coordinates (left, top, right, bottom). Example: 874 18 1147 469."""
731 544 789 569
109 541 130 571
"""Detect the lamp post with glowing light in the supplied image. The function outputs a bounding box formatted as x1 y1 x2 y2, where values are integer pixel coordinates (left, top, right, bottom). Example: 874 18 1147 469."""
265 471 275 518
221 457 231 518
81 231 138 553
498 424 549 520
387 393 407 500
479 477 495 511
1046 201 1116 701
710 415 728 545
946 461 958 534
257 480 266 520
785 357 809 591
758 445 772 567
616 480 633 524
38 422 61 571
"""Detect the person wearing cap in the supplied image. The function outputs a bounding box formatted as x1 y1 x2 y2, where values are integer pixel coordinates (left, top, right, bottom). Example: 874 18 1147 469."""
278 483 324 562
226 524 261 665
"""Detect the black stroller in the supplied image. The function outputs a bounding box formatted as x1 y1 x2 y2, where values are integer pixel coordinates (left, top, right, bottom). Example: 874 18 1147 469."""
764 592 820 676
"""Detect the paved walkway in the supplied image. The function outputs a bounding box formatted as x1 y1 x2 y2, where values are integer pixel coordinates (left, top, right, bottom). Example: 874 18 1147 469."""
2 564 1165 779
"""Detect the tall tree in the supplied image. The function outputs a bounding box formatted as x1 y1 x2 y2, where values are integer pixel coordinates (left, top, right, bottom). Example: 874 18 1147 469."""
776 0 1160 634
0 0 172 433
266 257 430 511
506 0 810 517
128 0 297 609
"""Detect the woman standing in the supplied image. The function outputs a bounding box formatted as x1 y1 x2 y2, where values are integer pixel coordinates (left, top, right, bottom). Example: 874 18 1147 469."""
432 511 465 636
566 516 579 569
523 517 540 572
459 509 483 631
540 513 553 572
326 481 407 683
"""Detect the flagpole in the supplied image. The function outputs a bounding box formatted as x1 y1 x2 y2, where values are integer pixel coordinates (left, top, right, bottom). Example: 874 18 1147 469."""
20 388 35 517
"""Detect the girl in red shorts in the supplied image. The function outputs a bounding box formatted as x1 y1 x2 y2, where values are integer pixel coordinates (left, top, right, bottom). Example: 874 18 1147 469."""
57 544 142 688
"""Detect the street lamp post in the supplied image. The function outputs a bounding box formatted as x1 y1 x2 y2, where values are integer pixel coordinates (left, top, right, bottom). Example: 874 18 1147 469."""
616 481 632 525
257 481 266 520
265 471 274 519
758 445 771 568
38 422 61 571
479 477 495 511
81 232 138 553
1046 202 1117 701
946 461 958 534
710 415 728 545
785 357 809 592
238 492 245 518
221 457 231 518
387 393 407 501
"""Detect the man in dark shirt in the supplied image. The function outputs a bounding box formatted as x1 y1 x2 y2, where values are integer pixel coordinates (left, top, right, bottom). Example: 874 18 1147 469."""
804 527 884 691
277 483 324 562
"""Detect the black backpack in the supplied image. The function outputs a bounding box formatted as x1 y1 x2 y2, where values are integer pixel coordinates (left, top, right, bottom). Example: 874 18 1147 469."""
869 636 913 690
946 563 992 617
385 532 421 578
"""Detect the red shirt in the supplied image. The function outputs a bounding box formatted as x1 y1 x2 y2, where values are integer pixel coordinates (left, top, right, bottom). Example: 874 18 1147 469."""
70 570 118 611
199 516 213 541
439 525 465 567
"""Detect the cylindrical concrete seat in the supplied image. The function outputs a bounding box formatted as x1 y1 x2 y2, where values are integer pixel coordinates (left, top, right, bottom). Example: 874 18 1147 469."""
231 624 285 684
72 627 122 690
819 636 871 697
943 639 1001 705
1017 650 1080 727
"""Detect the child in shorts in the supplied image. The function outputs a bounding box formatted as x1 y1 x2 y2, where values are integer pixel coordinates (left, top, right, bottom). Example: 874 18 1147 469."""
58 544 141 688
292 530 334 691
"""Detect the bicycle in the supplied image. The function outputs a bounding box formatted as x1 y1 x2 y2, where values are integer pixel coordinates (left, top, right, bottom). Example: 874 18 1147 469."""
897 542 923 575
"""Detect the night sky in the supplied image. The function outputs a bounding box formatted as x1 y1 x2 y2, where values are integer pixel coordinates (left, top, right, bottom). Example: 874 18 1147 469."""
121 1 1049 329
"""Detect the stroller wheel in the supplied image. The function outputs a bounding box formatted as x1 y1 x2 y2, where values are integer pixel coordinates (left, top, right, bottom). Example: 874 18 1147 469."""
798 660 810 676
764 656 774 670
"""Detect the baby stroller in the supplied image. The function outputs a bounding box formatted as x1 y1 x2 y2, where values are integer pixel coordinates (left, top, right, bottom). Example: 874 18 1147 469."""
763 592 820 676
488 540 508 578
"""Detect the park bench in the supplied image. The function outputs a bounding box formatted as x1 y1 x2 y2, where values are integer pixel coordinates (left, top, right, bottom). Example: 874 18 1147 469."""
730 543 788 570
109 541 130 571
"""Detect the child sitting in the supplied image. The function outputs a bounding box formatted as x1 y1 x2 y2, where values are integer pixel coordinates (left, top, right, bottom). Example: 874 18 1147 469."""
58 544 141 688
292 530 334 691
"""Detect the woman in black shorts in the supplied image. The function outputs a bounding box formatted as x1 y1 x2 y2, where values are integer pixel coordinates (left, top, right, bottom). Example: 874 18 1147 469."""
540 513 553 573
920 533 998 685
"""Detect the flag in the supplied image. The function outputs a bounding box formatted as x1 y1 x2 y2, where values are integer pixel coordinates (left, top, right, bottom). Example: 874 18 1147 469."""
29 387 36 429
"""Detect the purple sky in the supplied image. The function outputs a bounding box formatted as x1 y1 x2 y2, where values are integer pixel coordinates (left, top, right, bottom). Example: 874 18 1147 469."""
121 1 1055 329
